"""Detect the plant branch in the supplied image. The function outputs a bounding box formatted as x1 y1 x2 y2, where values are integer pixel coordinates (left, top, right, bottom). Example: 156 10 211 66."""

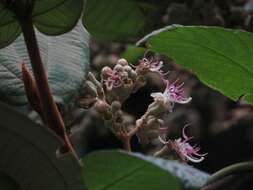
19 17 79 161
119 123 142 152
127 125 140 138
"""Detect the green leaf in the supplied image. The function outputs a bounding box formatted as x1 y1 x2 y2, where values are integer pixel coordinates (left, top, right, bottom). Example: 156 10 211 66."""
33 0 84 35
0 4 21 48
137 25 253 103
121 46 146 64
83 150 181 190
0 22 89 105
83 0 158 41
32 0 66 14
0 0 83 48
0 101 86 190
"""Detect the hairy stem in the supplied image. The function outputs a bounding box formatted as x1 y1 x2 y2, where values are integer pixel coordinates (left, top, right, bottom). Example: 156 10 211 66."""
19 17 79 161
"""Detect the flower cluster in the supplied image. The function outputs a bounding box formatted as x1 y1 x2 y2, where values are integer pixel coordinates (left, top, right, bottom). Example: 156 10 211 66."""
77 54 207 164
101 59 144 103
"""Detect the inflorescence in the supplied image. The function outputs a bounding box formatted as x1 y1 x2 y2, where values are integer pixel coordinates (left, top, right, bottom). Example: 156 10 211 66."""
77 54 207 164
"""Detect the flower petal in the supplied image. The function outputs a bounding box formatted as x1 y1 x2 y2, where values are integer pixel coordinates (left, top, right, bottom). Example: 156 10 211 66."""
186 155 205 163
176 97 192 104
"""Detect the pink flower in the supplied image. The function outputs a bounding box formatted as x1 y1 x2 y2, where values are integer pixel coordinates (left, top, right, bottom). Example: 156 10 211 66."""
151 79 192 111
135 57 169 76
102 68 122 90
159 125 207 163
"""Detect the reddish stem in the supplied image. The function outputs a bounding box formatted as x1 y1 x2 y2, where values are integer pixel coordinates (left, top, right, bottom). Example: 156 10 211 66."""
123 136 132 152
119 125 141 152
20 17 79 161
119 132 132 152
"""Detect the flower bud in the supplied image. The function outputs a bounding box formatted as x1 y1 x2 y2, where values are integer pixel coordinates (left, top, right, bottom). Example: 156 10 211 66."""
84 81 98 97
117 58 128 66
101 66 113 78
123 65 132 72
94 99 109 114
129 70 137 80
21 63 43 117
114 64 124 72
111 101 121 113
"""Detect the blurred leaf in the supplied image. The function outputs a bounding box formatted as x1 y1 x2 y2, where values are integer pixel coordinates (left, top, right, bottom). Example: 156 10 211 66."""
33 0 84 35
0 101 86 190
137 25 253 103
0 22 89 105
0 0 83 48
0 172 21 190
121 46 146 64
0 4 21 48
82 150 181 190
83 0 160 41
207 161 253 185
202 174 253 190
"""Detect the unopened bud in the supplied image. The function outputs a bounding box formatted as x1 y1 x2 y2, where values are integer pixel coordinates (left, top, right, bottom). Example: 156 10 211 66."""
21 63 43 116
114 64 124 72
101 66 112 78
94 99 109 114
117 58 128 66
123 65 132 72
84 81 98 97
111 101 121 113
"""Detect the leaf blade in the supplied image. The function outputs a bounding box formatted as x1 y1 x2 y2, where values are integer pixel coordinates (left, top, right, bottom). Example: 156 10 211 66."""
83 0 158 41
0 101 86 190
33 0 84 35
83 150 182 190
0 0 84 48
138 25 253 103
0 5 21 48
0 22 89 105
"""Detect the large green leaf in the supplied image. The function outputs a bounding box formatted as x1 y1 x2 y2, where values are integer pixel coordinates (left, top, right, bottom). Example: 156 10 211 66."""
83 0 159 41
83 150 210 190
0 101 86 190
0 22 89 105
0 0 83 48
137 25 253 103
